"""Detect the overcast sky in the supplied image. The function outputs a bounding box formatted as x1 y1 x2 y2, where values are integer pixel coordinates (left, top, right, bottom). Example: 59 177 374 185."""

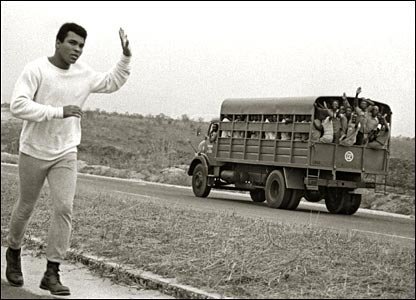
1 1 415 136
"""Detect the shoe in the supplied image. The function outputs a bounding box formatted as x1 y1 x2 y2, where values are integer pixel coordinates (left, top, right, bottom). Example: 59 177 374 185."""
39 261 70 296
6 247 24 287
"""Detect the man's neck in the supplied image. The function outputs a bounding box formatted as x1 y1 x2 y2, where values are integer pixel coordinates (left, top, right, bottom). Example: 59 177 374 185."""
48 55 70 70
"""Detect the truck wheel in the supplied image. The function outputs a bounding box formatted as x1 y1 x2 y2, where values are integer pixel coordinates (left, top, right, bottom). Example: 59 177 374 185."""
285 189 303 210
265 170 291 208
250 189 266 202
325 188 348 214
304 190 321 202
342 194 361 215
192 164 211 197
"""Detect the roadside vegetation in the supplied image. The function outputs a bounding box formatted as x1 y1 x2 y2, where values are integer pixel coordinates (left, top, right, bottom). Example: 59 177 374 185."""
1 173 414 299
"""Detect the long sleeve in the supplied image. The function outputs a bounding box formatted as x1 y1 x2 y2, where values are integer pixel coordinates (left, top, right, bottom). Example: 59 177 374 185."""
89 55 131 93
10 65 63 122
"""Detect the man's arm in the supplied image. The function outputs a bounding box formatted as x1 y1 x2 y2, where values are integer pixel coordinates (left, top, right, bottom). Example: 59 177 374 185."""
10 66 64 122
342 92 351 108
90 28 132 94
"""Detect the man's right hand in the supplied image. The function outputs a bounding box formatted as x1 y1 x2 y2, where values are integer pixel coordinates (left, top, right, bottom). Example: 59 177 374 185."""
63 105 83 118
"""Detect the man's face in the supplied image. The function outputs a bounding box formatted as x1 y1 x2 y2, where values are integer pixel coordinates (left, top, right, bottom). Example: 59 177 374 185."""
56 31 85 65
360 100 368 110
345 107 352 118
372 106 379 117
332 101 339 110
377 113 385 125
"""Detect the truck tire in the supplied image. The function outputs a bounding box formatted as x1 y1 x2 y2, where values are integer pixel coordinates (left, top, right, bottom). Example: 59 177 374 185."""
265 170 291 208
285 189 303 210
304 190 322 202
325 188 348 214
192 164 211 197
342 194 361 215
250 189 266 202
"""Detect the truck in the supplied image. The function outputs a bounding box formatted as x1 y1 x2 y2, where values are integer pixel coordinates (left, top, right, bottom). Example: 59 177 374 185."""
187 96 391 215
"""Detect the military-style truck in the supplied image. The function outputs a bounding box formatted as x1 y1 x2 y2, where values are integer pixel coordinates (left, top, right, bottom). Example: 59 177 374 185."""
188 96 391 215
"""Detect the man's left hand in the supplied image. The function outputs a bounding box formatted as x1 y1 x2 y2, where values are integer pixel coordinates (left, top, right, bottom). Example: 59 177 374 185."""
119 28 131 57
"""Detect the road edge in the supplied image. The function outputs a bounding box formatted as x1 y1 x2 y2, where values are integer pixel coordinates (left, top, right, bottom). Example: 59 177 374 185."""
1 230 230 300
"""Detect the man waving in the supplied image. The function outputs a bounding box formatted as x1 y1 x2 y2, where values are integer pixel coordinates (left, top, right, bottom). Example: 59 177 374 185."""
6 23 132 296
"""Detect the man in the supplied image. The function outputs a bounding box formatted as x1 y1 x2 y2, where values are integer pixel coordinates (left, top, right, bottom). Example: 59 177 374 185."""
354 97 375 145
6 23 131 296
362 105 380 145
209 123 219 143
328 100 344 143
367 113 390 149
339 113 361 146
220 114 231 138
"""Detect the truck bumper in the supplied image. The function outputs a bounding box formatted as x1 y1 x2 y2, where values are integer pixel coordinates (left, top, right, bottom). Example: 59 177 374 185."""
304 178 375 189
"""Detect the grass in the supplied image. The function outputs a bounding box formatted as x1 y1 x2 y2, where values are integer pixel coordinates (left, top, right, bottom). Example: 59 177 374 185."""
1 172 414 299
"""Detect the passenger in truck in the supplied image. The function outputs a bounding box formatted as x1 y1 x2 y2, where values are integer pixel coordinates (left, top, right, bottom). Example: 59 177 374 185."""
311 119 322 142
280 115 293 140
355 98 375 145
209 123 219 143
367 113 390 149
220 115 232 138
361 105 379 145
340 113 361 146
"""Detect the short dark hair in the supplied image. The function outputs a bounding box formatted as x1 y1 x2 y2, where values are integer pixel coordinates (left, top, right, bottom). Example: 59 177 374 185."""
56 23 87 42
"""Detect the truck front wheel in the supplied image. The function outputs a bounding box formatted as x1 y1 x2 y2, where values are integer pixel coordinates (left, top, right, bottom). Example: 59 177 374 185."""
250 189 266 202
265 170 292 208
192 164 211 197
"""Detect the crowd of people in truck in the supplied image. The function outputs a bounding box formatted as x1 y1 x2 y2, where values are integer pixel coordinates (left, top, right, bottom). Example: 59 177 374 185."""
312 87 390 149
208 88 390 150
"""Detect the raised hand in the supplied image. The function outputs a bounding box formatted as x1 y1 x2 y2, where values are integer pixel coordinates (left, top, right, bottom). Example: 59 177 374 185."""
119 28 131 57
355 87 362 97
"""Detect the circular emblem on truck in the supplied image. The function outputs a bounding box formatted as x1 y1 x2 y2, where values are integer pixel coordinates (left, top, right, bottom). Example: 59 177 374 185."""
344 151 354 162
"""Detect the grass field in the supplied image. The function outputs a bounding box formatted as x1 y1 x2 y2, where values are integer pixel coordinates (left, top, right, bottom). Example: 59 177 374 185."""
1 173 414 299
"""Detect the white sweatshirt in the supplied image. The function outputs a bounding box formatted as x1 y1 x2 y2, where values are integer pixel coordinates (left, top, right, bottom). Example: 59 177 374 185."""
10 55 131 160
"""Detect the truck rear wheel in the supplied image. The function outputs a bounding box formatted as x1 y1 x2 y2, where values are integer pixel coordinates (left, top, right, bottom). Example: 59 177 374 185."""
250 189 266 202
192 164 211 197
265 170 291 208
304 190 321 202
342 194 361 215
285 189 303 210
325 188 348 214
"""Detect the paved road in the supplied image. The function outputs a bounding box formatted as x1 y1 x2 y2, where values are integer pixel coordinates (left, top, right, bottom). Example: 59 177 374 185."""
2 163 414 248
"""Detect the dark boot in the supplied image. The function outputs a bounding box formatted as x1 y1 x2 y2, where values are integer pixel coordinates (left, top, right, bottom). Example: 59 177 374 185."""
39 261 70 296
6 247 24 287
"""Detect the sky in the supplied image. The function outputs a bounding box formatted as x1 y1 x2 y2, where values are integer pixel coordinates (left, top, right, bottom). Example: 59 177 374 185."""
1 1 415 137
